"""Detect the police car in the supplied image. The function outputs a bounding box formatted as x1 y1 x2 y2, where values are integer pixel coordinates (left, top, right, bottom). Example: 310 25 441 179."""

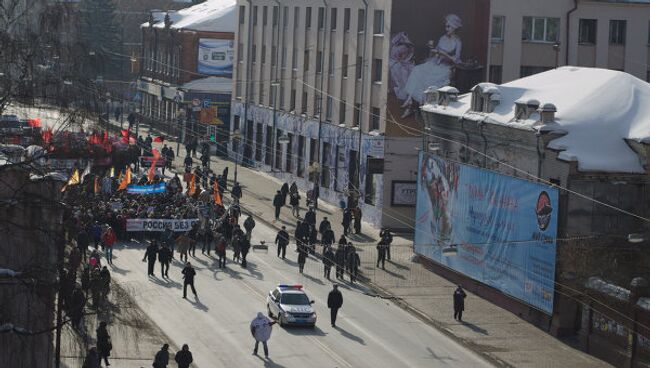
267 285 317 327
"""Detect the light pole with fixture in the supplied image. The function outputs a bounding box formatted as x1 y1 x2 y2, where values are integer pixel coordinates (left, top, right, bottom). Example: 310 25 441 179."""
232 128 242 182
271 81 280 170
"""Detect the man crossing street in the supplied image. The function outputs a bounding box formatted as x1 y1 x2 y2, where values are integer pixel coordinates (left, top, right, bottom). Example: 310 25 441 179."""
182 262 197 299
275 226 289 259
327 284 343 327
142 241 158 276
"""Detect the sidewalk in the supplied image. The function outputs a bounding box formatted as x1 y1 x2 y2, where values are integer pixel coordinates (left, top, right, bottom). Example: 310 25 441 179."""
112 118 611 368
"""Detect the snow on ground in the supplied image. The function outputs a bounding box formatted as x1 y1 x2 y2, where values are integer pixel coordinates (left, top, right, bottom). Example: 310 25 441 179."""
422 67 650 173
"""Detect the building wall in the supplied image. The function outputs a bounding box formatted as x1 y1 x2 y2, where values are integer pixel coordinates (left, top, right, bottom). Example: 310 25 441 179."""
489 0 650 83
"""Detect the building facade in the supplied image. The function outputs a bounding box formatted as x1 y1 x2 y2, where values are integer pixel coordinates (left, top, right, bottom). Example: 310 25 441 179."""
138 1 236 151
488 0 650 83
231 0 491 229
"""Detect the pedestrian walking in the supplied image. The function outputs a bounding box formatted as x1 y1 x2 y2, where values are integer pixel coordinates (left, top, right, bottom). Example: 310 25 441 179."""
312 184 320 209
82 347 100 368
183 155 193 171
376 242 387 269
159 245 172 278
380 228 394 260
342 208 352 236
96 321 112 367
353 206 362 234
453 285 467 321
174 344 193 368
334 246 345 280
297 242 308 273
275 226 289 259
348 247 360 283
77 227 90 261
243 215 256 240
290 191 301 217
142 241 158 276
250 312 276 358
318 217 331 236
241 237 251 268
153 344 170 368
323 246 335 279
304 207 316 228
272 190 283 221
231 181 242 203
91 222 102 249
181 262 197 299
101 226 116 265
215 234 227 268
175 234 194 263
327 284 343 327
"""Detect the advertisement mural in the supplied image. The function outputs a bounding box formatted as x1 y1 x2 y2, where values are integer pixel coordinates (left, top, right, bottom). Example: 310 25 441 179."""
197 38 234 77
414 153 558 314
389 0 490 124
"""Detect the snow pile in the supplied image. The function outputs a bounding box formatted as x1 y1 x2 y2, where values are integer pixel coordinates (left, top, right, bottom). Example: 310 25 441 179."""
143 0 236 32
423 67 650 173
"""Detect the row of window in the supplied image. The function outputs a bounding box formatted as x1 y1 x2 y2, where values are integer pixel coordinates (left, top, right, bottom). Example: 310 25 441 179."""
143 44 180 80
491 16 629 45
241 5 385 34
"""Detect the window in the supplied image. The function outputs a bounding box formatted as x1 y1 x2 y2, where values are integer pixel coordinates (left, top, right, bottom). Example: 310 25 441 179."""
238 43 244 63
326 96 333 120
281 47 287 67
306 7 312 28
253 6 258 25
356 56 363 80
318 7 325 30
372 58 382 82
579 19 597 44
304 50 310 71
261 45 266 64
370 107 380 130
328 52 334 75
609 20 626 45
294 7 299 29
290 89 296 111
489 65 502 84
239 5 245 24
373 10 384 34
292 48 298 68
344 8 350 31
522 16 559 42
354 103 361 126
331 8 337 30
491 16 505 42
283 6 288 28
301 91 307 113
263 6 268 26
340 101 347 123
316 51 323 73
271 45 277 66
252 44 257 63
321 142 332 187
520 65 552 78
358 9 365 32
342 54 349 77
272 6 278 26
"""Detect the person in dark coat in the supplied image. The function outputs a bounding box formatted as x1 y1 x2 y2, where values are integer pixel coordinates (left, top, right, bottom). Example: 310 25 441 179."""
77 227 90 261
142 241 159 276
159 245 172 278
280 182 289 205
153 344 169 368
304 208 316 228
380 228 394 260
289 182 298 194
272 190 283 221
323 247 335 279
312 184 320 209
243 215 256 239
240 237 251 268
289 191 301 217
327 284 343 328
231 182 242 202
174 344 193 368
342 208 352 236
184 155 193 171
376 242 387 270
297 242 308 273
318 217 331 236
334 246 346 280
453 285 467 321
71 286 86 328
353 207 362 234
275 226 289 259
322 228 335 249
96 321 112 366
82 347 100 368
182 262 197 299
348 247 360 283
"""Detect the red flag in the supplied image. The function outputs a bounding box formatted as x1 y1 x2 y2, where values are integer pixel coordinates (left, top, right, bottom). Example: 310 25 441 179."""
102 131 109 143
153 136 165 143
147 149 161 183
120 129 129 137
28 118 41 127
42 127 53 144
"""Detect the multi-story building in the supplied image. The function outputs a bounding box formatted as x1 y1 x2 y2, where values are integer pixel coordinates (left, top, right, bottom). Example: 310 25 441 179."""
232 0 491 229
488 0 650 83
138 0 236 153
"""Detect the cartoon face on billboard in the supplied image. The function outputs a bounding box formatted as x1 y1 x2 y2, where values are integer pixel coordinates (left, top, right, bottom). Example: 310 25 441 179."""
535 191 553 231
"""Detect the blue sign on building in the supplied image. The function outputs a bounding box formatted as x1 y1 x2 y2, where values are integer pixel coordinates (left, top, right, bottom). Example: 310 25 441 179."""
414 153 559 314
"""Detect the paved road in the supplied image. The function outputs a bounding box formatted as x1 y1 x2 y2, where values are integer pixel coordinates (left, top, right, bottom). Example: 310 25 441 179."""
110 219 492 368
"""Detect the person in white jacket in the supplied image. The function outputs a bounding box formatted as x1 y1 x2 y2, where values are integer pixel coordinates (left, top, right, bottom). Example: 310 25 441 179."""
250 312 276 358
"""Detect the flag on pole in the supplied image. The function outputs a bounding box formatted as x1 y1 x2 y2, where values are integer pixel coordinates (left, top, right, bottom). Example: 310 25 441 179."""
60 169 80 192
110 167 115 178
188 174 196 196
213 180 222 205
80 163 92 184
118 168 132 191
153 136 165 143
147 149 161 183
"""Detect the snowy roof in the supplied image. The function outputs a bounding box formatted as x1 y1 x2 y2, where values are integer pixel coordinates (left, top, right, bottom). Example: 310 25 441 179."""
422 67 650 174
143 0 236 33
182 76 232 94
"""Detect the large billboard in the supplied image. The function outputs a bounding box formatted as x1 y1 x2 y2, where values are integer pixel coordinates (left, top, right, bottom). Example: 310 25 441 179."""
414 154 559 314
197 38 234 77
389 0 490 125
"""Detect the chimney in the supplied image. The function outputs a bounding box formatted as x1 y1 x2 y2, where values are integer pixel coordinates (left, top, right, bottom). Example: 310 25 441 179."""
434 86 459 107
538 103 557 124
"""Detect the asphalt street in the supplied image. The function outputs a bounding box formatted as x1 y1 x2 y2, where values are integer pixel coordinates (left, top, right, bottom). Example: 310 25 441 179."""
109 218 493 368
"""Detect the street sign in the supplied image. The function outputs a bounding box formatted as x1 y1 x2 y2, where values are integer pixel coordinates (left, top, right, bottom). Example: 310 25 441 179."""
203 99 211 108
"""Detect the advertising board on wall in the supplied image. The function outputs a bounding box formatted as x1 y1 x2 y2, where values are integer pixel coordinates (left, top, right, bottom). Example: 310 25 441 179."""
197 38 234 77
391 181 417 206
389 0 490 125
414 153 559 314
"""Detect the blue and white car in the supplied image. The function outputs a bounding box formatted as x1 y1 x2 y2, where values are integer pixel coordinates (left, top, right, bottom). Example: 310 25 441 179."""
267 285 317 327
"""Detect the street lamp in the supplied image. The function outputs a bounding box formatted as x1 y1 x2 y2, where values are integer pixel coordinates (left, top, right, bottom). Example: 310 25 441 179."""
232 128 242 182
271 81 280 171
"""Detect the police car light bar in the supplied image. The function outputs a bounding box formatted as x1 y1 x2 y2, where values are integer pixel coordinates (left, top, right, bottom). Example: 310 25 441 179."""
278 284 303 289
